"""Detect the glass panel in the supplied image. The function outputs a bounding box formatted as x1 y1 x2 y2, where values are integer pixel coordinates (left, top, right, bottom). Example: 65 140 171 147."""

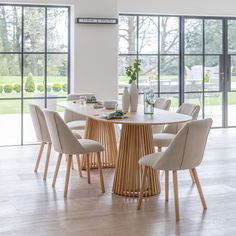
230 56 236 91
0 54 21 98
47 8 68 52
118 56 136 94
23 54 45 98
160 93 179 112
0 100 21 145
119 15 137 54
185 56 203 92
205 19 222 54
160 17 179 54
204 92 222 127
184 93 203 119
160 56 179 93
0 6 22 52
228 92 236 126
138 56 158 93
205 55 220 92
138 16 158 54
228 20 236 54
185 18 203 54
24 7 45 52
47 54 68 97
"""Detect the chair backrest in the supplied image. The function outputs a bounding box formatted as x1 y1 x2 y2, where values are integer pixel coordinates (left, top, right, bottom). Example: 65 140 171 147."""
163 103 200 134
153 118 212 170
44 110 85 154
154 98 171 110
29 104 51 143
64 93 95 123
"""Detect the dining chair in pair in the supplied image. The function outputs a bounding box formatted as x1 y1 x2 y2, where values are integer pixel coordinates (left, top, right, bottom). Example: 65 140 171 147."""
64 93 94 131
29 104 82 180
152 98 171 133
44 110 105 197
138 118 212 221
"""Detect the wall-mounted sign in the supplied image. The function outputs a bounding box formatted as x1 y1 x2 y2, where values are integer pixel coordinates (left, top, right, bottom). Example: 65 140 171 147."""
76 18 118 24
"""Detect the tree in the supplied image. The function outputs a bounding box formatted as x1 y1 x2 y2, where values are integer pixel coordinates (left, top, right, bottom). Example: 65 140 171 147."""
25 73 35 93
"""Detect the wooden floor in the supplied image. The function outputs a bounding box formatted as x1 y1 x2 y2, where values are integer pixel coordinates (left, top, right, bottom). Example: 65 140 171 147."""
0 128 236 235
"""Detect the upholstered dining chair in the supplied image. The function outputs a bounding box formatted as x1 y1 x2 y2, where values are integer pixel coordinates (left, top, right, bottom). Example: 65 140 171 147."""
29 104 82 179
64 93 95 130
44 109 105 197
138 118 212 221
152 98 171 133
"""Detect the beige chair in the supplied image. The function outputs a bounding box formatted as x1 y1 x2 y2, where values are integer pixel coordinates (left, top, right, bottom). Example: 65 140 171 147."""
29 104 81 179
138 118 212 221
64 93 94 130
153 103 200 151
44 109 105 197
152 98 171 133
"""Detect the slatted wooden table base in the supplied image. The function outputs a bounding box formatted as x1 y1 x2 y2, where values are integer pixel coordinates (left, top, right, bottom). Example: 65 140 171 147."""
112 124 161 197
82 118 117 169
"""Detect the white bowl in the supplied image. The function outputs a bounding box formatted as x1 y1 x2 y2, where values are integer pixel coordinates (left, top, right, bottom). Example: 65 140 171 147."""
103 100 117 109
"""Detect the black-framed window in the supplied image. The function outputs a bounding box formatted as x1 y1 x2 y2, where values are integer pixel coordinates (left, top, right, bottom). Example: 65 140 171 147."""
0 4 70 146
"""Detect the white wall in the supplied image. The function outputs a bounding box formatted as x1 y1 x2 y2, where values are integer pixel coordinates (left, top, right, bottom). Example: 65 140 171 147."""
119 0 236 17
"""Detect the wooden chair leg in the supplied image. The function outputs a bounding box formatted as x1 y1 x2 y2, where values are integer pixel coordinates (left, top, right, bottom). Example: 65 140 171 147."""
165 170 169 201
64 155 72 198
43 143 52 180
192 168 207 209
189 169 195 184
173 170 180 221
76 154 82 177
34 142 45 172
158 146 162 152
137 166 148 210
97 152 105 193
86 154 91 184
52 153 62 187
71 157 74 170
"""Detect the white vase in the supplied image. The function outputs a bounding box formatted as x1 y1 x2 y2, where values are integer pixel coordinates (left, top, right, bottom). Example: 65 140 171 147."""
122 87 130 112
129 81 138 112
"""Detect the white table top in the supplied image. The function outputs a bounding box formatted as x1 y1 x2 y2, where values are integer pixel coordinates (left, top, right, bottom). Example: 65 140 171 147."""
59 101 192 125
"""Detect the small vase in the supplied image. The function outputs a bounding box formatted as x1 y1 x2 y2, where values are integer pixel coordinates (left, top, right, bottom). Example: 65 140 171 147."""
144 89 154 114
129 81 138 112
122 87 130 112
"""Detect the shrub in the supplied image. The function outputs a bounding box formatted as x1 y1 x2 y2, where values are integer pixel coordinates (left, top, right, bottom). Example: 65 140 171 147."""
25 73 35 93
13 84 21 93
0 85 3 93
37 84 44 93
52 83 62 92
4 84 13 93
62 83 67 92
47 85 52 93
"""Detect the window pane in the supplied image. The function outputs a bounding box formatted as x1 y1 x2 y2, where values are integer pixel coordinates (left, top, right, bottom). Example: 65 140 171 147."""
228 20 236 54
47 8 68 52
205 20 222 54
0 6 22 52
47 54 68 97
0 100 21 145
160 17 179 54
185 56 203 92
230 55 236 91
0 54 21 98
24 7 45 52
160 93 179 111
185 19 203 54
24 54 45 97
184 93 203 119
228 92 236 126
119 16 137 54
160 56 179 93
138 16 158 54
138 56 158 93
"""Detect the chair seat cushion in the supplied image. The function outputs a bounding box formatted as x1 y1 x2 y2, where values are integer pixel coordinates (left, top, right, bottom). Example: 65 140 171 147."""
153 133 175 147
67 120 86 130
139 152 164 168
79 139 104 153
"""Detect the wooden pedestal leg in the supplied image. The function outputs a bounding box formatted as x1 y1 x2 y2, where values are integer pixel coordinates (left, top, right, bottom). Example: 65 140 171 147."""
113 124 160 197
34 142 45 172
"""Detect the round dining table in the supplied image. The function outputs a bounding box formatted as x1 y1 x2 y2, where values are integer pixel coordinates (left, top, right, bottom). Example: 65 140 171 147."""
59 101 192 197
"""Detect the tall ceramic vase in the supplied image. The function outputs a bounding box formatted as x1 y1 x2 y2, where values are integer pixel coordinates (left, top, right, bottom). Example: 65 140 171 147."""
129 81 138 112
122 87 130 112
